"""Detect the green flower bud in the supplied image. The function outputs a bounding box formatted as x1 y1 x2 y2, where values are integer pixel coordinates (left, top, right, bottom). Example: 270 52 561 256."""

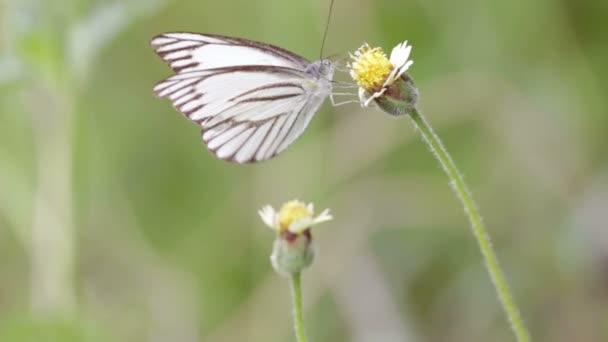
270 230 315 276
360 73 418 116
258 200 332 276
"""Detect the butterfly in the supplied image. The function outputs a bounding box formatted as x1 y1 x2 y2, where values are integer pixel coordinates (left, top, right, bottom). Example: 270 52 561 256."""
151 32 335 163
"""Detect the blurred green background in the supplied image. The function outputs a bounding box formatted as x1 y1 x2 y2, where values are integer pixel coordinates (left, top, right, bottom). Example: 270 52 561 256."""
1 0 608 341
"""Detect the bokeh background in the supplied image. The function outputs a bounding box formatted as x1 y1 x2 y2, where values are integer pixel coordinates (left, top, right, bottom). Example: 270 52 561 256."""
1 0 608 341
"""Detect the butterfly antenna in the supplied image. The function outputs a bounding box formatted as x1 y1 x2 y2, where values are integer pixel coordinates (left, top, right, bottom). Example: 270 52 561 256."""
319 0 335 58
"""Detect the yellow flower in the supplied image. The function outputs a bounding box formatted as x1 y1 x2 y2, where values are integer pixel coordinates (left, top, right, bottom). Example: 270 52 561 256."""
349 44 393 90
349 41 414 107
260 200 333 274
259 200 333 234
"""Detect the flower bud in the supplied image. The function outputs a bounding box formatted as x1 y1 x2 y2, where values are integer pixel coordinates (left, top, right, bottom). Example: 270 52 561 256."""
258 200 332 276
270 230 314 276
359 73 418 116
349 41 417 116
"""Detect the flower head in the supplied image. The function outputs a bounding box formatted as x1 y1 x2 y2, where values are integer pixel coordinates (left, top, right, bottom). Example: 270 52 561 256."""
259 200 333 275
349 41 418 115
349 44 393 91
259 200 333 234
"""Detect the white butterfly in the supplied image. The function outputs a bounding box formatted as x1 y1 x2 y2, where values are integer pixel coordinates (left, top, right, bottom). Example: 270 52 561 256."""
151 32 335 163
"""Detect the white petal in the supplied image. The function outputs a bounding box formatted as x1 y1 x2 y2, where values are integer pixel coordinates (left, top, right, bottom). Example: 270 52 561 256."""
258 205 277 229
319 208 332 218
307 203 314 213
289 216 313 233
385 41 414 87
394 60 414 80
389 41 412 68
364 88 387 107
358 87 369 107
383 67 400 88
311 209 333 226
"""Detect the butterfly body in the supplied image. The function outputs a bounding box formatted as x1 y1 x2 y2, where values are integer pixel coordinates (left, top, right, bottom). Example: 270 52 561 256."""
151 32 334 163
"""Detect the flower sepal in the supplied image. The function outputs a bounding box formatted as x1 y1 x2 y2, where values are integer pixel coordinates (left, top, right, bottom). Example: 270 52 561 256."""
270 230 315 276
360 73 418 116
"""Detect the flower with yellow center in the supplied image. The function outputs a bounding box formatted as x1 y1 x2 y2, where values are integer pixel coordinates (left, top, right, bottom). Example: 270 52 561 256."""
259 200 333 234
349 41 415 109
349 44 393 91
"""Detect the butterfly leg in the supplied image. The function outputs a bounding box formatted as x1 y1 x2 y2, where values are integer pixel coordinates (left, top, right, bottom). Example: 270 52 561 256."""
332 100 359 106
329 93 359 107
331 81 358 88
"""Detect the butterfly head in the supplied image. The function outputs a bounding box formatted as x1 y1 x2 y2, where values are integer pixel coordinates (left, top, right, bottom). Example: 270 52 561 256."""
305 59 335 81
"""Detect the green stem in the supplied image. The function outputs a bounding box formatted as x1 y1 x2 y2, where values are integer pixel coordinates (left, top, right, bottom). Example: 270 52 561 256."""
409 107 531 342
290 272 308 342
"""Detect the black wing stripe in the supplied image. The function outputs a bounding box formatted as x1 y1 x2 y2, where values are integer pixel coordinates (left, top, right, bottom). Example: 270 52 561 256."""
168 86 192 101
182 103 205 117
232 126 259 160
234 120 274 162
210 33 310 68
151 32 310 72
174 62 200 73
205 110 286 157
203 90 302 130
215 127 256 159
203 102 254 130
176 93 203 111
157 65 306 85
161 50 191 61
206 65 306 76
172 92 197 106
228 82 305 102
154 78 200 97
238 93 302 103
177 93 205 113
255 117 280 161
206 125 247 150
264 108 300 160
275 100 310 155
156 40 202 53
154 66 307 99
160 81 199 100
259 114 290 160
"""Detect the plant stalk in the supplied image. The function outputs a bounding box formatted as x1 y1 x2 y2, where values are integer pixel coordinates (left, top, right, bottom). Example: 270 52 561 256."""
409 107 531 342
290 272 308 342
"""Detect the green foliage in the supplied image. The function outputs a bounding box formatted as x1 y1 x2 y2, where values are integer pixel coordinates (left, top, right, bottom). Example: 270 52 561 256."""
1 0 607 341
0 316 107 342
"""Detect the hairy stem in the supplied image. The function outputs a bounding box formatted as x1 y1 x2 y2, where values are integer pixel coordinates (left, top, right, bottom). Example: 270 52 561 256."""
409 107 531 342
290 272 308 342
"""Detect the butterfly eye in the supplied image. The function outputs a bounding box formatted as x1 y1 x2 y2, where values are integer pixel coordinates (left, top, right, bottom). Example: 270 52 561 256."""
314 59 333 77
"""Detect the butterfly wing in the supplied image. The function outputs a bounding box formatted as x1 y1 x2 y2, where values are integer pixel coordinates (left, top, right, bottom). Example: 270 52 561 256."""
153 65 331 163
151 32 333 163
151 32 310 73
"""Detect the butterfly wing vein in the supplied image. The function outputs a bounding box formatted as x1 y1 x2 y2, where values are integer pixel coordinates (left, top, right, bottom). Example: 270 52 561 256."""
151 32 331 163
